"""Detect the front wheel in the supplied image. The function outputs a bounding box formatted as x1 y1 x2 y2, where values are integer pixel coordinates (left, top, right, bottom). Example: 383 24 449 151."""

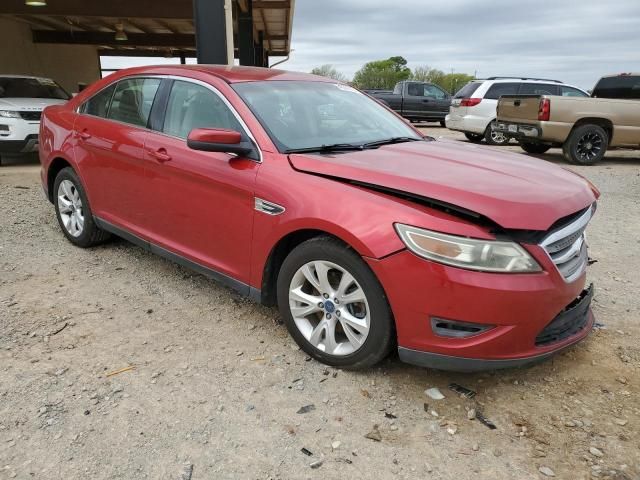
484 121 510 145
520 142 551 154
562 124 608 165
277 237 394 369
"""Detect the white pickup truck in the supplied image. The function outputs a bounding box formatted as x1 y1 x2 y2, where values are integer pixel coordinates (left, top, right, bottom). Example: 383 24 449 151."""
0 75 70 165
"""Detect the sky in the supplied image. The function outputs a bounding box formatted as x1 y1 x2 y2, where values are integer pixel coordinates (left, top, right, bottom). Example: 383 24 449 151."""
101 0 640 91
280 0 640 90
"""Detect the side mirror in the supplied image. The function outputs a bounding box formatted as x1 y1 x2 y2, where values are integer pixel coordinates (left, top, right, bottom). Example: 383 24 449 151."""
187 128 258 160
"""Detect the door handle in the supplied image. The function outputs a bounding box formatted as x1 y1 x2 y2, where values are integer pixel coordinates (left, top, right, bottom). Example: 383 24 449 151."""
148 148 172 163
76 130 91 140
422 99 430 103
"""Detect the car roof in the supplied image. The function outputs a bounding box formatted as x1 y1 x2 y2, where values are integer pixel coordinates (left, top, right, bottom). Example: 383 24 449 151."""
107 65 338 84
0 74 55 81
478 78 564 84
598 73 640 78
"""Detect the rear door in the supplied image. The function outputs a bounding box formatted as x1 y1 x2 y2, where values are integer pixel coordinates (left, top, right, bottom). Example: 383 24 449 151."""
73 77 161 230
142 78 259 284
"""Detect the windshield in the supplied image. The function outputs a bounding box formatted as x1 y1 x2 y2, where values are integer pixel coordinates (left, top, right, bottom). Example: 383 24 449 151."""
232 81 422 152
0 77 70 100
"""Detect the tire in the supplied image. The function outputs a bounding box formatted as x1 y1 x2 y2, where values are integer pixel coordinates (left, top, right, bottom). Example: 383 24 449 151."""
440 120 446 128
53 167 110 248
562 124 608 165
276 236 394 369
520 142 551 154
484 121 510 145
464 132 484 143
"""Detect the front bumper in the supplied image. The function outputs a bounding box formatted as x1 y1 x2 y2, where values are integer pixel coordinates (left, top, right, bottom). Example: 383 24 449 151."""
0 135 39 153
366 246 593 371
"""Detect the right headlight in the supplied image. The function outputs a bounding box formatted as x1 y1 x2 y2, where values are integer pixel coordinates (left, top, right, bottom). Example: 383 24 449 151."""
395 223 541 273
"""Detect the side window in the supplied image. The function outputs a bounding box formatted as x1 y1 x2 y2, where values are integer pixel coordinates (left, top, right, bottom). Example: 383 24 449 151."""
484 82 519 100
82 84 116 117
424 84 447 99
560 86 588 97
162 80 243 139
107 78 161 128
406 83 424 97
519 83 559 96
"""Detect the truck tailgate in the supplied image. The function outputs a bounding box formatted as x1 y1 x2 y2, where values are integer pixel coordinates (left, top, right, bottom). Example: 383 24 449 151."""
497 95 542 122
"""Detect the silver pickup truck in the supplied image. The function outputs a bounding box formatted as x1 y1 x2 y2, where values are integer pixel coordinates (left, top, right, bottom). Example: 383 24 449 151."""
494 73 640 164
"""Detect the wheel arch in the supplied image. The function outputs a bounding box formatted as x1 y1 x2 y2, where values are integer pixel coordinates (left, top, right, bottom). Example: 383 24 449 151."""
258 229 367 307
571 118 613 145
47 157 74 203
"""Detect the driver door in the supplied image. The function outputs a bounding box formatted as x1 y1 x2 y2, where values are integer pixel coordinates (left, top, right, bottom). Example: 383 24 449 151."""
142 79 260 284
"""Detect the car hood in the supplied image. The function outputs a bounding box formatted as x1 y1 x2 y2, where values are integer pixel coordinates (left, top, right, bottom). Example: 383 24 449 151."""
288 139 597 231
0 98 67 110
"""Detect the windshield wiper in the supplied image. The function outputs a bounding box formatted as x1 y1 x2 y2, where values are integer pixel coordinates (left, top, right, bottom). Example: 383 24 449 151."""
284 143 365 154
361 136 423 149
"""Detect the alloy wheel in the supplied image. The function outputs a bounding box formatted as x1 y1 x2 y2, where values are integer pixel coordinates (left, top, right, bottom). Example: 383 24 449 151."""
288 260 370 356
576 132 603 162
490 130 508 144
57 179 84 237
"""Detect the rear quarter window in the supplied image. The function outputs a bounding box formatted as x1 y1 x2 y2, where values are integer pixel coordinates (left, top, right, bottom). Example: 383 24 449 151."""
483 83 520 100
454 81 482 99
518 83 559 96
592 76 640 99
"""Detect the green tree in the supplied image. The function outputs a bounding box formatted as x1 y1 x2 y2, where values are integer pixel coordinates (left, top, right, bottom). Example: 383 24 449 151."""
442 73 475 94
410 66 445 85
352 56 411 90
310 64 348 82
410 65 475 94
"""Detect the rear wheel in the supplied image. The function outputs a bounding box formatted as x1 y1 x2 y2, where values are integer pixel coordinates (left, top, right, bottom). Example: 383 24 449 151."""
520 142 551 154
53 167 110 247
464 132 484 143
276 237 394 369
484 121 510 145
562 124 608 165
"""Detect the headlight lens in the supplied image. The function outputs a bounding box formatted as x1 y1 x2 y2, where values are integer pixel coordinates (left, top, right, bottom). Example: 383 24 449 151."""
395 224 541 273
0 110 21 118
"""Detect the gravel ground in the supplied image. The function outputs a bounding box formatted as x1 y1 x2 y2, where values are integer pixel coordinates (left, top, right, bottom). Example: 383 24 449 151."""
1 128 639 480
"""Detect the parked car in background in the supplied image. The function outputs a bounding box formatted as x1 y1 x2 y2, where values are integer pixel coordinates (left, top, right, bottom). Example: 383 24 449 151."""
591 72 640 99
0 75 70 165
40 65 598 371
367 80 451 125
445 77 589 145
494 73 640 164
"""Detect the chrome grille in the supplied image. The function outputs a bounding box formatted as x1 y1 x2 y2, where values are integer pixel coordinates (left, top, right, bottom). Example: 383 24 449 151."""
540 205 594 282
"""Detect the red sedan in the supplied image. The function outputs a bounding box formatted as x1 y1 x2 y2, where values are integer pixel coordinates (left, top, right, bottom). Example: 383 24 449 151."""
39 66 598 371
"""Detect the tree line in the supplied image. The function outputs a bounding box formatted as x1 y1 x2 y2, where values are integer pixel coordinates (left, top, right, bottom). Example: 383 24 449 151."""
310 56 474 94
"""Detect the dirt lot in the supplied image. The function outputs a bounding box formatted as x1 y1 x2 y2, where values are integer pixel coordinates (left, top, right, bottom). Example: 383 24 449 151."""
1 128 639 480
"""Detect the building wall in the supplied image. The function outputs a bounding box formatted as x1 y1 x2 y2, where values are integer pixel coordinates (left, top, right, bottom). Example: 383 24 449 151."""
0 18 100 93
